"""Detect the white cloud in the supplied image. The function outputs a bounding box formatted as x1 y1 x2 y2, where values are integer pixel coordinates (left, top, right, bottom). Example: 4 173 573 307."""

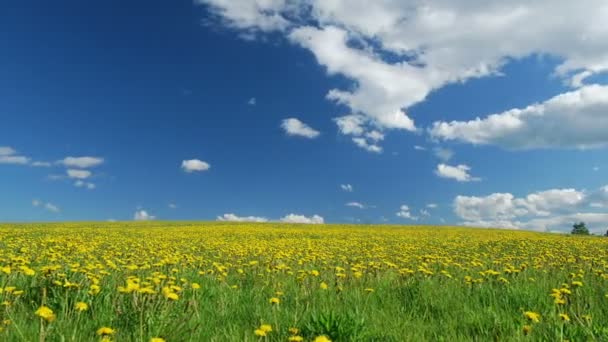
0 147 16 156
67 169 92 179
74 180 96 190
181 159 211 173
59 156 104 168
426 203 438 209
420 209 430 217
352 137 382 153
346 202 365 209
593 166 600 171
217 213 269 222
414 145 427 151
435 164 480 182
433 148 454 162
195 0 608 151
396 205 417 220
31 161 52 167
454 187 608 232
32 199 59 213
340 184 353 192
280 213 324 224
431 85 608 149
0 155 30 165
248 97 256 105
281 118 320 138
134 210 156 221
168 203 178 209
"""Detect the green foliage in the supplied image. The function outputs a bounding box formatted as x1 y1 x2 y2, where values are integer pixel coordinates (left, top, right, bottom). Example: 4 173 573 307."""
303 311 366 341
571 222 590 235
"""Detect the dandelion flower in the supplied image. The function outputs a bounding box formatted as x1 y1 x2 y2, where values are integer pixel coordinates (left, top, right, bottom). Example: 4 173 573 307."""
97 327 115 336
559 313 570 322
150 338 166 342
314 335 332 342
35 306 56 322
75 302 89 311
524 311 540 323
269 297 280 304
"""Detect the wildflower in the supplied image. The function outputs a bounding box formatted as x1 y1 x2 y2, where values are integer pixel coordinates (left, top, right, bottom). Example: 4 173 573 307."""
97 327 115 336
571 281 583 287
559 313 570 322
314 336 332 342
150 338 166 342
365 288 374 293
260 324 272 333
269 297 280 304
191 283 201 289
75 302 89 311
289 327 300 335
319 282 328 290
289 336 304 341
524 311 541 323
35 306 56 322
522 325 532 335
1 266 11 274
254 329 266 337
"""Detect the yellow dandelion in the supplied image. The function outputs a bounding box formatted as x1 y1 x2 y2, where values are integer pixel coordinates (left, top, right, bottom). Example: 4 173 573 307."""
97 327 115 336
320 282 328 290
35 306 56 322
314 335 332 342
559 313 570 322
150 338 166 342
254 329 266 337
524 311 540 323
269 297 280 304
75 302 89 311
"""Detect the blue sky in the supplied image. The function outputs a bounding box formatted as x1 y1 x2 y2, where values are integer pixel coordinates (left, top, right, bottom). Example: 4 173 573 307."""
1 1 608 232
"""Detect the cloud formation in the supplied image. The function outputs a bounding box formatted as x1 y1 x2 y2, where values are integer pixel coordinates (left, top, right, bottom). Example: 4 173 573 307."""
281 118 320 138
196 0 608 151
435 164 480 182
181 159 211 173
454 186 608 232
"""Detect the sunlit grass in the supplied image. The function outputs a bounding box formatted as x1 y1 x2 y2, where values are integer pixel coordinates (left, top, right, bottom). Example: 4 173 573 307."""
0 222 607 341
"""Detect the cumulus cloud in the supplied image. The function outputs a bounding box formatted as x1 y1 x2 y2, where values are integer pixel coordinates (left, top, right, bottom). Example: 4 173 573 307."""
431 85 608 149
181 159 211 173
281 118 320 138
74 180 96 190
195 0 608 151
414 145 426 151
396 205 417 220
346 202 365 209
134 210 156 221
454 186 608 232
340 184 353 192
0 147 16 156
217 213 269 222
280 213 324 224
32 199 60 213
248 97 256 105
59 156 104 168
427 203 438 209
435 164 480 182
0 147 30 165
67 169 92 179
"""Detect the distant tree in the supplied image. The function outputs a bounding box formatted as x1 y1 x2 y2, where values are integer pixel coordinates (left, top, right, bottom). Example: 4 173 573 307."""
604 229 608 237
571 222 590 235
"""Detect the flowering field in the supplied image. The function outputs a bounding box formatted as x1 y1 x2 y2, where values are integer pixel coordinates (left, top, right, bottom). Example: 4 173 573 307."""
0 223 607 341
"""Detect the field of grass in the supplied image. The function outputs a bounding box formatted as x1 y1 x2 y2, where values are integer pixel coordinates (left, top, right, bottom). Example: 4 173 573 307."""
0 222 606 341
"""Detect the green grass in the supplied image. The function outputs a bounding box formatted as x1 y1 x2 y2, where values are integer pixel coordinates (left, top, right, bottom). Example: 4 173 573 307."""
0 222 606 341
